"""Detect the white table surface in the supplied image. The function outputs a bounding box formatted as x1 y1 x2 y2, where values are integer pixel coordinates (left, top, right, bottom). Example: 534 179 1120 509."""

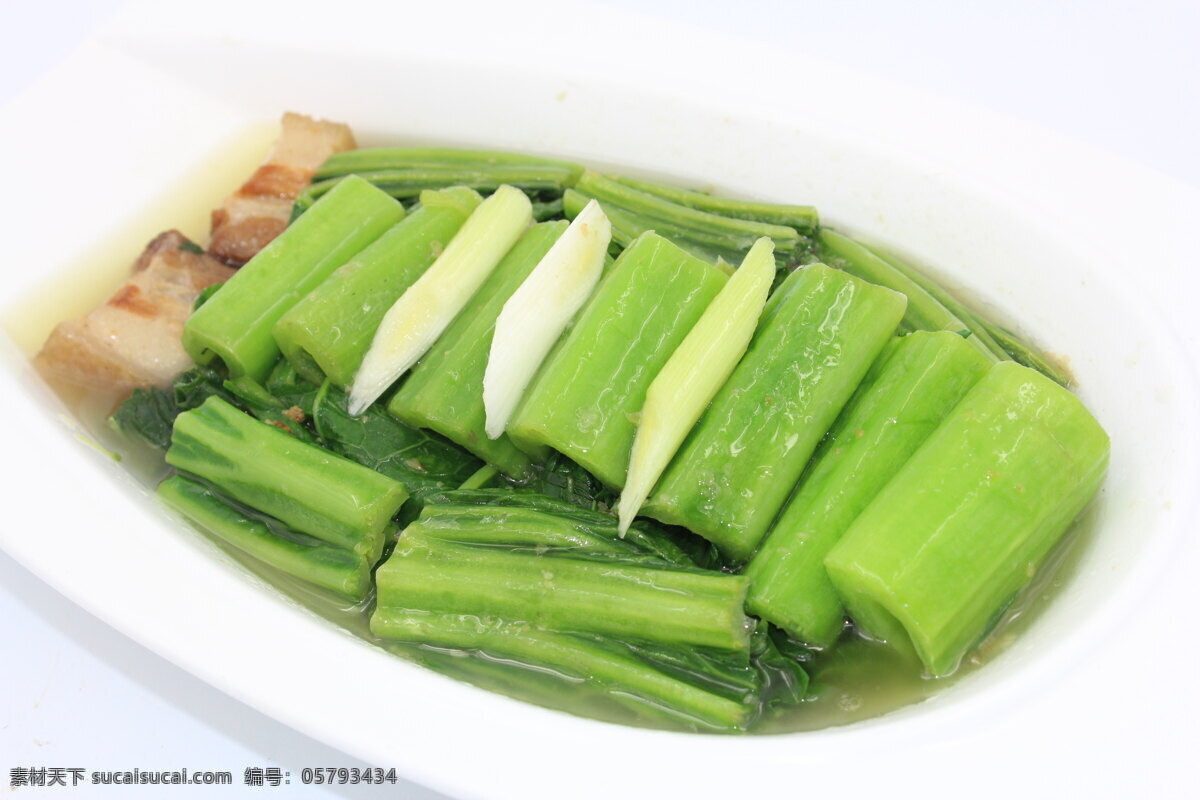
2 1 1197 798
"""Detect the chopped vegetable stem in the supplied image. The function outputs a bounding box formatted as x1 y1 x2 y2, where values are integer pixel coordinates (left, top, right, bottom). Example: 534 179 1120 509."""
824 361 1109 676
348 184 533 415
618 237 775 535
183 175 404 380
273 186 480 386
167 396 408 561
745 331 992 647
644 263 907 562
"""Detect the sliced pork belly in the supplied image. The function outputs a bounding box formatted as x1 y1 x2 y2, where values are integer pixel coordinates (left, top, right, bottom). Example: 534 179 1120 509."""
36 231 235 392
208 112 356 266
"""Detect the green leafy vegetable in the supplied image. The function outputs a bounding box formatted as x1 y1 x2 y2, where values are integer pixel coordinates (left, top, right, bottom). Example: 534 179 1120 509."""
311 383 482 495
109 386 177 450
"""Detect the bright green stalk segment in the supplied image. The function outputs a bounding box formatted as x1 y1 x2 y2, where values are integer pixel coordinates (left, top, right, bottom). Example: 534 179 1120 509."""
273 187 481 387
157 475 371 600
818 229 997 362
315 147 585 181
377 519 752 651
644 263 907 563
824 361 1110 677
576 172 800 252
348 184 533 415
612 175 819 232
183 175 403 380
415 489 698 567
618 237 775 535
296 165 575 211
457 464 500 491
369 609 752 731
166 396 408 561
565 188 746 264
414 504 640 554
744 331 992 648
387 221 568 478
506 232 728 487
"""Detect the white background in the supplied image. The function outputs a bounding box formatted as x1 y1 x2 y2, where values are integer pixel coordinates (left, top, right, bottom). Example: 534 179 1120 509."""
1 1 1197 798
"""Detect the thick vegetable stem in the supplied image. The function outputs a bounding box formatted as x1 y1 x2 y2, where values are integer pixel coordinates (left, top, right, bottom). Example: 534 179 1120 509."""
315 147 585 182
414 489 698 566
167 396 408 562
273 187 480 386
506 232 728 487
376 518 752 651
644 263 907 563
484 200 611 440
388 222 568 478
158 475 372 600
612 175 819 232
824 361 1109 676
183 176 403 380
618 237 775 535
370 610 753 731
576 172 799 252
745 331 992 647
414 503 646 554
296 165 575 211
348 184 533 415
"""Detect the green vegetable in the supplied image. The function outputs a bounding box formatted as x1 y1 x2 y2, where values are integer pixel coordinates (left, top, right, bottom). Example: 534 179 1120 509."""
273 187 481 387
221 376 318 445
315 147 584 182
410 491 695 566
371 610 754 731
824 361 1109 676
484 201 610 440
376 513 752 651
348 184 533 414
576 172 800 253
501 451 617 512
415 503 647 555
644 263 907 562
565 188 767 267
110 386 177 450
263 360 321 416
158 475 371 600
531 197 565 221
183 176 404 380
745 331 992 648
859 241 1073 386
859 242 1009 361
819 229 997 361
167 396 408 561
618 237 775 535
612 174 819 231
173 365 238 412
507 232 727 488
312 383 482 496
388 221 568 478
296 166 575 212
980 322 1075 388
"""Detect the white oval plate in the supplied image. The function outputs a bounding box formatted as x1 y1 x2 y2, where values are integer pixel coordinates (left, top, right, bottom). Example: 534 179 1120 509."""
2 2 1199 798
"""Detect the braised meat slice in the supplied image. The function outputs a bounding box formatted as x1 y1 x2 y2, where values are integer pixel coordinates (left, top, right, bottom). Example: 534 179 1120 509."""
208 112 356 266
36 231 235 392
